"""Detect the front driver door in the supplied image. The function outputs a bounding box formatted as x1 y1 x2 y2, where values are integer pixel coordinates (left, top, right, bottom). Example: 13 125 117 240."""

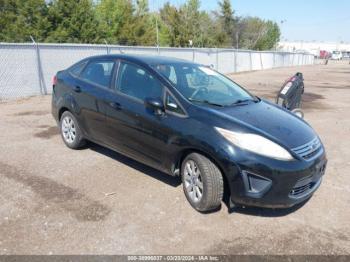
104 61 171 170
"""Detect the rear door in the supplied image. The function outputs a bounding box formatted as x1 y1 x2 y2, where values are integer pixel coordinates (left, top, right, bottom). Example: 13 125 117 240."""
72 59 116 141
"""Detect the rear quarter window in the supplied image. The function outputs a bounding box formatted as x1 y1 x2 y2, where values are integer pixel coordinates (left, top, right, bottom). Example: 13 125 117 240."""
80 60 115 88
69 61 87 76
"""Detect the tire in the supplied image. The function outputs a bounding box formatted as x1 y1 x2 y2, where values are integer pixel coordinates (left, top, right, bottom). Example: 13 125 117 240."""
60 111 86 149
181 153 223 212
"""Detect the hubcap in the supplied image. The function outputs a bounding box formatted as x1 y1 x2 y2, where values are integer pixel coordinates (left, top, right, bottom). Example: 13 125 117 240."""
184 160 203 202
61 116 76 144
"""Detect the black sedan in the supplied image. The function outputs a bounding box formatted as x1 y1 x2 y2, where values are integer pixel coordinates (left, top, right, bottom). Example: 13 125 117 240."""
52 54 327 212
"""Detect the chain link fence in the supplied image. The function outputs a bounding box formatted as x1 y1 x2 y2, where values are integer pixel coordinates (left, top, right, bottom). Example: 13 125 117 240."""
0 43 315 100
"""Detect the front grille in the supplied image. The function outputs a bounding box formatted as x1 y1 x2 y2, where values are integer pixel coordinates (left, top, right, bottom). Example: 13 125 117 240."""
290 181 315 196
292 137 322 160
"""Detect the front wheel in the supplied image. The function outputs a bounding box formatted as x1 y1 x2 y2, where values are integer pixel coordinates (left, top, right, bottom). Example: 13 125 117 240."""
60 111 86 149
181 153 224 212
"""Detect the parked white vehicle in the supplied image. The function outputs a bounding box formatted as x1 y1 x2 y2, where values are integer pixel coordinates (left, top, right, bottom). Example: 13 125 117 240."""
342 52 350 59
331 51 342 60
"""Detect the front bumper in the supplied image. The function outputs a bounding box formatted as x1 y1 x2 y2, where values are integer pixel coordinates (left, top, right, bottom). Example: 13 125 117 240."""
224 147 327 208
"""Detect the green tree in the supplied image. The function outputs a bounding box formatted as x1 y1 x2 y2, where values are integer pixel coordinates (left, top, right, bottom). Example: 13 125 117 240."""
196 11 217 47
160 0 213 47
215 0 235 47
95 0 134 44
0 0 49 42
238 17 280 50
46 0 100 43
179 0 201 47
255 20 280 50
0 0 281 49
150 12 170 46
159 2 181 47
132 0 156 46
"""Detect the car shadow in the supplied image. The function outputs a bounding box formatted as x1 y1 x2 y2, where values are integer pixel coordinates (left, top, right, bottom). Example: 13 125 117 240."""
87 142 309 217
88 142 181 188
225 197 310 217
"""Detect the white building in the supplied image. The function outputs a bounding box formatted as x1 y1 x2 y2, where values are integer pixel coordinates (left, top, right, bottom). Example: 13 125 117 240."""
278 41 350 56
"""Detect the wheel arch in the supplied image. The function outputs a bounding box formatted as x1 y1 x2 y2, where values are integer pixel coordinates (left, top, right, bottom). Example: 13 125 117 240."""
57 93 79 121
58 107 70 121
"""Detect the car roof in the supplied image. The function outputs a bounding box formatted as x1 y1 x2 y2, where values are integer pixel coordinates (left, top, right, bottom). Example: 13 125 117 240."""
87 54 196 66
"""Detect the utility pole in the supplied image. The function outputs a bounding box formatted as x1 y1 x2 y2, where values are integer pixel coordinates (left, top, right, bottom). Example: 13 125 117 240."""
156 18 159 53
155 0 160 54
278 19 287 51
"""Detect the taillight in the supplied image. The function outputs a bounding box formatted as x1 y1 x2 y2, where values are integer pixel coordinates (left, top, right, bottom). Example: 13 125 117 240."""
290 76 296 82
52 75 57 86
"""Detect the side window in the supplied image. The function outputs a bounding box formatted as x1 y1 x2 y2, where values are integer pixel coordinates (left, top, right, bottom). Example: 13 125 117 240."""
185 67 209 89
80 60 115 88
116 62 163 101
70 61 87 76
168 67 177 85
154 64 177 85
165 93 185 115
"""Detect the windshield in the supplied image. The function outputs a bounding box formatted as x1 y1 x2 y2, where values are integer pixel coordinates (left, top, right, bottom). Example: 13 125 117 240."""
152 63 254 106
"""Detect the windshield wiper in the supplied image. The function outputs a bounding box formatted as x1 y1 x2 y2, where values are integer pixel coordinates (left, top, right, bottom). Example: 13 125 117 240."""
231 97 259 106
188 98 224 107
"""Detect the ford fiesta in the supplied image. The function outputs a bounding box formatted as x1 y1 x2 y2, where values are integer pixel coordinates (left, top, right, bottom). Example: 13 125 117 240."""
52 55 327 212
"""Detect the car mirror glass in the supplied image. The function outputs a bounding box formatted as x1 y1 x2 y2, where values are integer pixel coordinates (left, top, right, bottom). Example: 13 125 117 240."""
167 102 178 109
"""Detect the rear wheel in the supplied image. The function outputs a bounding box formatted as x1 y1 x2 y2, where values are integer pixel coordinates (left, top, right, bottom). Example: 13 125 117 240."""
181 153 223 212
60 111 85 149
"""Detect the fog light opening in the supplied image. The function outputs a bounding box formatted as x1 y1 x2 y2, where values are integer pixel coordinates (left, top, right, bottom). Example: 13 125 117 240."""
242 171 272 198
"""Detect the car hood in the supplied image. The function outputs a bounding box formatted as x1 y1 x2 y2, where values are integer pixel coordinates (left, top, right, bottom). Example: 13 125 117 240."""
205 100 316 149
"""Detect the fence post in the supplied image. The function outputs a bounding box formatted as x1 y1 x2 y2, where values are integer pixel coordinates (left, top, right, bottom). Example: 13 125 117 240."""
259 52 263 70
216 48 219 70
273 52 276 68
104 40 110 54
233 50 237 72
116 45 124 54
30 36 47 95
192 48 195 62
249 51 252 71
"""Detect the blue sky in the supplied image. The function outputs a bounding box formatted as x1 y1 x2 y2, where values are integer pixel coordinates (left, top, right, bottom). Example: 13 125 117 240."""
149 0 350 43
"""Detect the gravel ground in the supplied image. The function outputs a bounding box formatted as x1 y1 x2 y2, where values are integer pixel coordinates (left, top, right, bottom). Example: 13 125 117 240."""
0 61 349 255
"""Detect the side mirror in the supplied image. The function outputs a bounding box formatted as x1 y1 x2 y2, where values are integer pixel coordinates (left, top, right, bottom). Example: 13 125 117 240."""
145 97 164 115
167 102 178 110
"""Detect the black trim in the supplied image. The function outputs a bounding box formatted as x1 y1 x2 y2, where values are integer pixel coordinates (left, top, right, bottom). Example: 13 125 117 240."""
241 171 272 198
164 91 188 118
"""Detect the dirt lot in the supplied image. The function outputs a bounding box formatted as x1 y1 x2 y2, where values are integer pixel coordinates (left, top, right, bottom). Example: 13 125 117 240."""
0 61 349 255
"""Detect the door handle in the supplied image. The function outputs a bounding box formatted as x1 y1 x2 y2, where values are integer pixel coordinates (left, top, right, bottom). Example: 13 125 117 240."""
73 85 81 93
109 102 122 110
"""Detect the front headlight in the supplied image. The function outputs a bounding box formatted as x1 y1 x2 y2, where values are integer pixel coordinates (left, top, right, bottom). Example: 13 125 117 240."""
215 127 294 161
